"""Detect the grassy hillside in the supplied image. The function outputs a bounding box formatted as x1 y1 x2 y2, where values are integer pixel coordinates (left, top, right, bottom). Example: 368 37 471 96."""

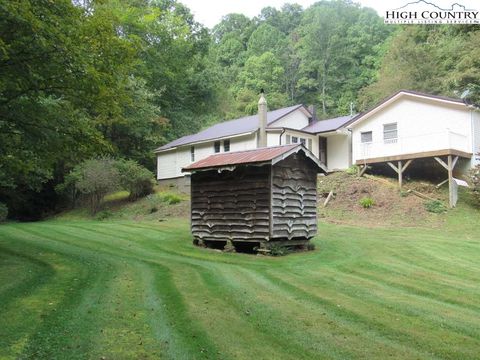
318 172 452 227
1 186 480 359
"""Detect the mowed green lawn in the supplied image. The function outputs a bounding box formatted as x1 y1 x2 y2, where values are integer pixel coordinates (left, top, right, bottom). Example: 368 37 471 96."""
1 207 480 359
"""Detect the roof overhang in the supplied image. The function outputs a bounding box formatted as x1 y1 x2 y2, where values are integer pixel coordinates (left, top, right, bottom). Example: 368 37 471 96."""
348 90 469 129
182 144 326 174
271 144 326 172
154 130 256 154
268 127 317 136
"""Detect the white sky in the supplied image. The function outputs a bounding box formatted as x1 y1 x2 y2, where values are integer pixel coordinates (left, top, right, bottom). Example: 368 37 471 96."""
179 0 479 28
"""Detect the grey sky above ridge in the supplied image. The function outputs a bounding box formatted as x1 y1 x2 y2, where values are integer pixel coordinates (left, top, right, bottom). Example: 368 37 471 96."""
179 0 479 28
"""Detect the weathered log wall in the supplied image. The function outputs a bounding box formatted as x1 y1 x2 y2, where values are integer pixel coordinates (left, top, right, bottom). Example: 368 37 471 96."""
271 154 318 240
191 166 271 243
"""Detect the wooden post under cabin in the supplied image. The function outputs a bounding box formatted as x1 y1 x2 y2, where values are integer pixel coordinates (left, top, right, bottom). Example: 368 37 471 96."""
387 159 412 189
434 155 458 208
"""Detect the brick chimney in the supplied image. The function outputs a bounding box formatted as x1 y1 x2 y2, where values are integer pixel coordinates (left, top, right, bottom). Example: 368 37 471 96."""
258 90 267 147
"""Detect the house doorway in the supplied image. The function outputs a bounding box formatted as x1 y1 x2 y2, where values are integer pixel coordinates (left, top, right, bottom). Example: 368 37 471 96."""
319 137 327 166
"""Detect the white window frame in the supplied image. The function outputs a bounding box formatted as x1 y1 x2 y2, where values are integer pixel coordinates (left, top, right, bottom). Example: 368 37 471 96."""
383 123 398 143
214 141 220 153
190 146 195 162
361 131 372 143
223 139 230 152
307 138 312 151
285 135 291 144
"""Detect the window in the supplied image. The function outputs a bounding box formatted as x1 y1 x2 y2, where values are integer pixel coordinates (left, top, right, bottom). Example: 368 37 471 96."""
292 136 298 143
361 131 372 143
190 146 195 162
383 123 397 142
300 138 306 145
223 139 230 152
286 135 291 144
214 141 220 153
308 138 312 151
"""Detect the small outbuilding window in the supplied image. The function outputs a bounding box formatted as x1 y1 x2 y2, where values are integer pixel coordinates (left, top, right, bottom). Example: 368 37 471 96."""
190 146 195 162
286 135 291 144
224 139 230 152
214 141 221 153
361 131 372 143
300 138 306 145
308 138 312 151
383 123 398 143
292 136 298 143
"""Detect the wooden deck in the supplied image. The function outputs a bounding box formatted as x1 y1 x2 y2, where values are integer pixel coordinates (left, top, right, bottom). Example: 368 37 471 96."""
355 148 472 165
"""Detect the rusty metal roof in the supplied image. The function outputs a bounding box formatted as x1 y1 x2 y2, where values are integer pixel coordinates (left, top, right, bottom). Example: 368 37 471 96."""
183 144 326 172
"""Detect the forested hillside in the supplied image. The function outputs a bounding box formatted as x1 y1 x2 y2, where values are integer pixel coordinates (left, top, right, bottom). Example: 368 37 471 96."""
1 0 480 219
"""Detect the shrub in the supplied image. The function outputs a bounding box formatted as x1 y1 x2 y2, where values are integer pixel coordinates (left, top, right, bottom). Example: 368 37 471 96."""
59 158 119 214
95 210 113 220
359 197 374 208
346 165 359 175
306 242 316 251
269 244 290 256
160 193 181 205
0 202 8 222
424 200 447 213
116 160 155 201
55 169 83 208
468 165 480 205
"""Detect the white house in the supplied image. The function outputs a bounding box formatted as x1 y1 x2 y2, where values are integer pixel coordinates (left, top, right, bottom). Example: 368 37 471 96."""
348 90 480 170
155 90 480 197
155 93 354 189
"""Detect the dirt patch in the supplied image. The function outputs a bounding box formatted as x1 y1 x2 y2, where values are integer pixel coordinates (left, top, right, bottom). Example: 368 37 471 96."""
317 172 448 228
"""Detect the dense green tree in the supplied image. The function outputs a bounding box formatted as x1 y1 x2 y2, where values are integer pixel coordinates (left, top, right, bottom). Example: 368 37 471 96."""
247 23 286 57
297 0 391 116
359 26 480 109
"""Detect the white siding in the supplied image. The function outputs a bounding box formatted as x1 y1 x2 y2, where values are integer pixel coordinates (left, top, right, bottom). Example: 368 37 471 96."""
267 132 281 146
280 130 319 158
156 149 178 179
269 109 310 129
471 110 480 167
156 134 257 180
351 97 473 164
326 134 350 171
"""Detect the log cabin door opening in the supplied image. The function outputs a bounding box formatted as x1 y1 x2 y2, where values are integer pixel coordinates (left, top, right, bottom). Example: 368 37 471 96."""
319 137 327 167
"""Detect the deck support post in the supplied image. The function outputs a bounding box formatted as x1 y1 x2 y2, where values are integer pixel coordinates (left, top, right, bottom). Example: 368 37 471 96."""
387 159 412 189
358 165 367 177
434 155 458 208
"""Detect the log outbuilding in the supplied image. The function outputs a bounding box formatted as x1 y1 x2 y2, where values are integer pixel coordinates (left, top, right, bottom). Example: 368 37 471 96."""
182 144 326 253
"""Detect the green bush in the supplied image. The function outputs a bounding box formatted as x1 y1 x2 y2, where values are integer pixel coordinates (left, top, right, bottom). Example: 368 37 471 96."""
306 242 316 251
269 244 290 256
95 210 113 220
468 165 480 205
0 202 8 222
116 159 155 201
346 165 360 175
160 193 181 205
67 158 120 214
424 200 447 214
359 197 374 208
